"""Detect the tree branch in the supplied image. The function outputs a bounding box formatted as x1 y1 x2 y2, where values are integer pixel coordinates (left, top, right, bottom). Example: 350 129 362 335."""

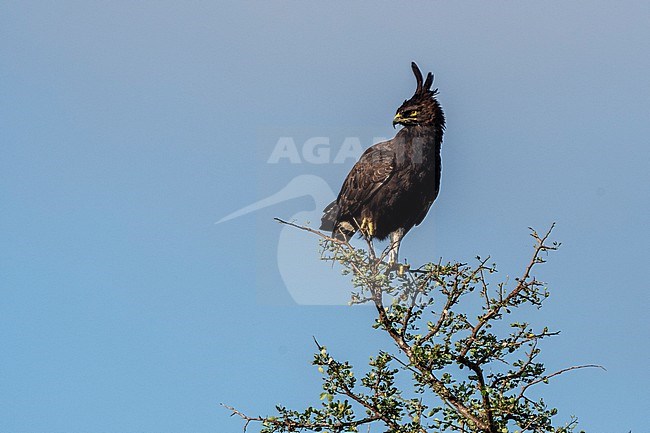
221 403 381 432
368 281 491 432
517 364 605 401
455 355 496 432
459 225 557 359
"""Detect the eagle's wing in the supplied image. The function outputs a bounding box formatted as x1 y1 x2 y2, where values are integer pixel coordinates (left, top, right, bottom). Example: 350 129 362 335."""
413 157 442 227
335 142 396 221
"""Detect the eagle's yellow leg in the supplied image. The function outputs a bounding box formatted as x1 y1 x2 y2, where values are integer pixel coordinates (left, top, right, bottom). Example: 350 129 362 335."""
360 218 375 237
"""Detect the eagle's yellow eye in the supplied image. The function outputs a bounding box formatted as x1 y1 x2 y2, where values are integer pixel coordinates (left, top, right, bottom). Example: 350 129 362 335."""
407 110 418 117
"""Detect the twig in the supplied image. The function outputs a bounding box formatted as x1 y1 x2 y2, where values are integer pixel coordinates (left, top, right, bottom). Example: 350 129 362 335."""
274 218 349 246
401 273 428 336
517 364 605 401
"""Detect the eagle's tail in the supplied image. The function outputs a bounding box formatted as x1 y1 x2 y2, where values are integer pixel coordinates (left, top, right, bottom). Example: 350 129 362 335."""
319 201 338 232
320 201 355 241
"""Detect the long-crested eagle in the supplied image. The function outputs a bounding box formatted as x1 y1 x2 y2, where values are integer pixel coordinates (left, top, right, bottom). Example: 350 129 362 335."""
320 62 445 265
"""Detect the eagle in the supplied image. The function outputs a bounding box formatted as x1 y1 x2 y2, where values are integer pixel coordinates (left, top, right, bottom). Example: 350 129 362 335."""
320 62 446 266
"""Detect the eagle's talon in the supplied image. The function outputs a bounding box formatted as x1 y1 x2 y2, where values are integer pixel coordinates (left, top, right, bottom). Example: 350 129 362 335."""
386 262 410 276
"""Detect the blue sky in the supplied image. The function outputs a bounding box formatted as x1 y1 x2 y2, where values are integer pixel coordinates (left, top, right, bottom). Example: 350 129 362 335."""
1 1 648 432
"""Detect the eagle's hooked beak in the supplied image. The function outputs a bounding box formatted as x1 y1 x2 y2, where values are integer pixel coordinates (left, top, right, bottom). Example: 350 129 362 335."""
392 113 404 128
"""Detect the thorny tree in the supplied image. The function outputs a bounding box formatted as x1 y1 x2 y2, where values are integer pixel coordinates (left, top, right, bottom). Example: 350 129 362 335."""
225 223 601 433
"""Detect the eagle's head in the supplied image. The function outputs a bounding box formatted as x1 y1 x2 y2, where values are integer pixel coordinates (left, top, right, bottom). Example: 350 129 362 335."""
393 62 445 129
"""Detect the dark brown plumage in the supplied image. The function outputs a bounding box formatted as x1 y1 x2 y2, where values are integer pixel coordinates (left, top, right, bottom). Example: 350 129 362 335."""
320 62 445 264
